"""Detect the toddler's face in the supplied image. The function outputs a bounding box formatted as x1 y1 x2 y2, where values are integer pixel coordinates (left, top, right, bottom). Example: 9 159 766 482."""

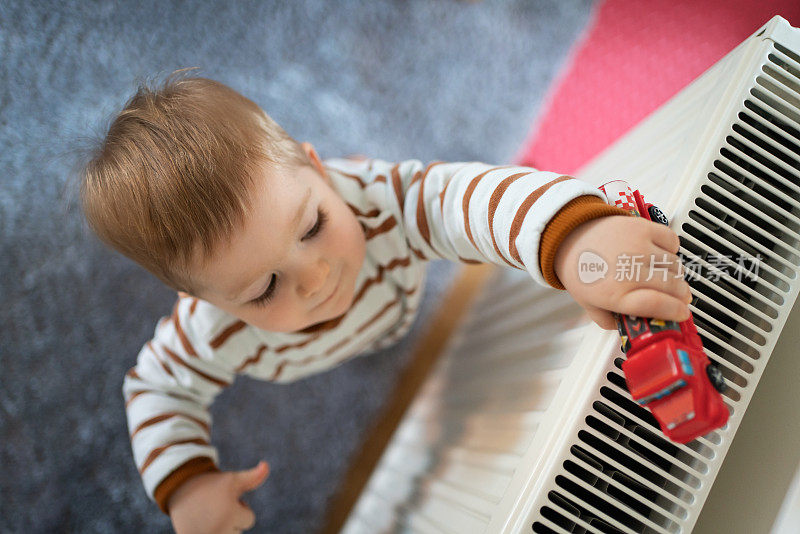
182 145 366 333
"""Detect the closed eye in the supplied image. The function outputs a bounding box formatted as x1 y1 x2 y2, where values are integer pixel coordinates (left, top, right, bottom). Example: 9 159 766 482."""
250 207 329 308
302 207 328 241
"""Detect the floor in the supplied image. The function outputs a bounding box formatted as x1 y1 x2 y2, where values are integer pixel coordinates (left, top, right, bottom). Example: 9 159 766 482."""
0 1 595 532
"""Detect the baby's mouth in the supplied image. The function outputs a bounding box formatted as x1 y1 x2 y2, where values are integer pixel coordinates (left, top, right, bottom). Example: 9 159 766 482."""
316 269 341 309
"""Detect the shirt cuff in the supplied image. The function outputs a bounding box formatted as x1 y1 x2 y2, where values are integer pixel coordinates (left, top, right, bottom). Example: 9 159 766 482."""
539 195 633 290
153 456 220 515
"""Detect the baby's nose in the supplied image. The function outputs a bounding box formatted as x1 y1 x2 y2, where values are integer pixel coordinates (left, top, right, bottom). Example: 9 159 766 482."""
299 260 331 298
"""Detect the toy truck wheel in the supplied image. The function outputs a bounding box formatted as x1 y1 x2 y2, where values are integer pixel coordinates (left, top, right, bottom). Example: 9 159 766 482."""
706 362 727 393
648 205 669 225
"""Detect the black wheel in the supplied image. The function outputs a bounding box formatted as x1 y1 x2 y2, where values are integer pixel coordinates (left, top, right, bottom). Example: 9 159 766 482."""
706 362 727 393
648 205 669 225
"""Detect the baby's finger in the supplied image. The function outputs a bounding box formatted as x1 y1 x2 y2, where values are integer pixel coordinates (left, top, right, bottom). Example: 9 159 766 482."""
234 461 270 494
585 305 618 330
643 247 682 272
615 288 691 322
234 500 257 531
649 221 680 253
632 249 685 287
639 257 691 300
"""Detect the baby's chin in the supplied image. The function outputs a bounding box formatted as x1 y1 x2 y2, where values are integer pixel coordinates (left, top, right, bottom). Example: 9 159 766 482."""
296 294 355 333
318 297 354 324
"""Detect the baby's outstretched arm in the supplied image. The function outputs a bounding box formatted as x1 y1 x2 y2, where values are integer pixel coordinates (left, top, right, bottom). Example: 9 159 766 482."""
327 158 630 290
325 158 689 330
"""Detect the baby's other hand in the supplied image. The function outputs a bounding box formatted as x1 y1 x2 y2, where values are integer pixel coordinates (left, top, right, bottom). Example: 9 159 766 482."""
168 460 269 534
554 215 692 330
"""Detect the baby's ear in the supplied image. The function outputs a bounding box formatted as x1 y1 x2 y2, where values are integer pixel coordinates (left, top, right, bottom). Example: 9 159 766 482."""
301 142 326 176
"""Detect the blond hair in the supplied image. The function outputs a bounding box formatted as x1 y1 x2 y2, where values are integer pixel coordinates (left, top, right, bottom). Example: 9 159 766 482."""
80 69 309 294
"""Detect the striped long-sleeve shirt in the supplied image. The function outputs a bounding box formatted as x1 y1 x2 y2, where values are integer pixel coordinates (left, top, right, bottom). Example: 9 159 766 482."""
122 158 629 514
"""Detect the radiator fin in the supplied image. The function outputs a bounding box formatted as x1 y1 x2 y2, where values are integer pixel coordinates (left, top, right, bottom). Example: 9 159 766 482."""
345 267 587 533
532 38 800 534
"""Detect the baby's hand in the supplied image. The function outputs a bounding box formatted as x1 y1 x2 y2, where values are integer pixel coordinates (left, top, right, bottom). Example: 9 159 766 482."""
168 461 269 534
554 215 691 330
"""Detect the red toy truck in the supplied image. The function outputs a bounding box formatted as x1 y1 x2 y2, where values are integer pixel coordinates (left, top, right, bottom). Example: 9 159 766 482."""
599 181 729 444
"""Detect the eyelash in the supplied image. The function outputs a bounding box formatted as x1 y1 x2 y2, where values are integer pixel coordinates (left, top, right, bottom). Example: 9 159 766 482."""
251 207 329 308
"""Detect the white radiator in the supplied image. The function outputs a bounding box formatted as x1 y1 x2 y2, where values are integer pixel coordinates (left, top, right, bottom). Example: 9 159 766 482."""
341 15 800 534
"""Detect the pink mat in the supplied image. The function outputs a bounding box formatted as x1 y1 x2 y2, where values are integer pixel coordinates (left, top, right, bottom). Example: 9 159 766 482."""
515 0 800 175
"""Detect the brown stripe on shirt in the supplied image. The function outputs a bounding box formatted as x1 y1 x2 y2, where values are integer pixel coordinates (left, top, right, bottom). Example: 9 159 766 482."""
331 169 368 188
125 389 199 409
440 182 481 266
488 172 531 268
170 300 198 358
324 299 400 358
461 166 516 255
139 438 209 475
346 203 381 218
414 163 448 258
322 335 351 357
209 320 247 349
438 179 450 212
125 391 147 408
350 256 410 302
363 216 397 240
390 165 405 215
162 346 230 387
410 246 427 260
126 369 141 381
508 175 572 264
356 298 401 335
384 255 413 270
270 360 289 381
147 341 175 378
235 344 269 373
462 168 495 253
130 412 211 441
331 289 411 353
274 332 323 353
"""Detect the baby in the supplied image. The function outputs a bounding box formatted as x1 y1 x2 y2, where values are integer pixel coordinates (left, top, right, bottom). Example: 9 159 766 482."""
79 72 691 533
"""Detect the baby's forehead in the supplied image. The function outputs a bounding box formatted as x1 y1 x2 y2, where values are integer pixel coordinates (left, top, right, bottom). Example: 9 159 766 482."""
246 164 318 234
257 163 317 201
256 160 315 189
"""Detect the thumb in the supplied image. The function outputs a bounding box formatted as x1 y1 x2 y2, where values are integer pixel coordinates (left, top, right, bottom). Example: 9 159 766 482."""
585 305 618 330
234 460 270 494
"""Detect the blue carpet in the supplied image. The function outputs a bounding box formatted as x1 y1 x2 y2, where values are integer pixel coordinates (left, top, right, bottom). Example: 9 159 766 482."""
0 1 594 532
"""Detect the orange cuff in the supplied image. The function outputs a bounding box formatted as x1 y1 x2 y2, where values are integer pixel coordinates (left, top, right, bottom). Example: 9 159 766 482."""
153 457 219 515
539 195 633 290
